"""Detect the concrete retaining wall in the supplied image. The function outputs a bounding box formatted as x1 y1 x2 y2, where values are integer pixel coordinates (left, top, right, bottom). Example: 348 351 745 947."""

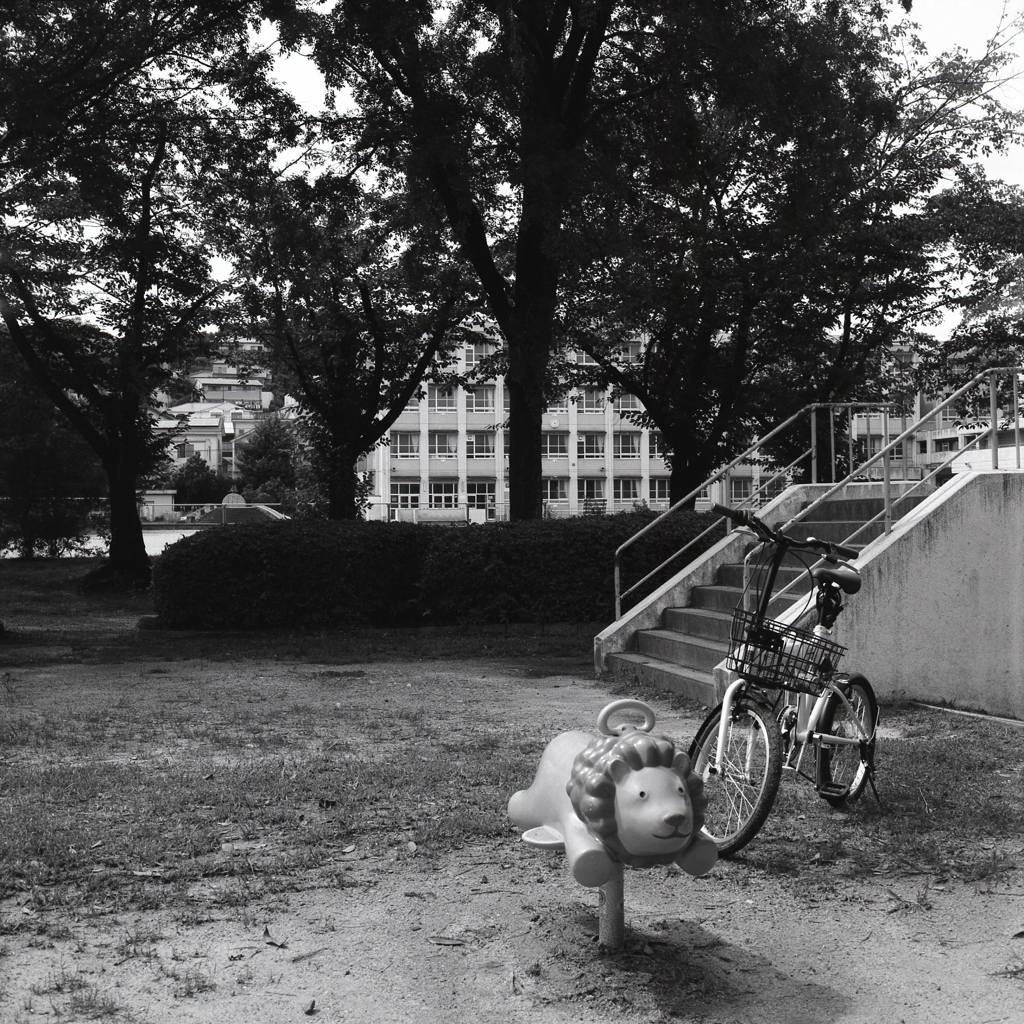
834 471 1024 718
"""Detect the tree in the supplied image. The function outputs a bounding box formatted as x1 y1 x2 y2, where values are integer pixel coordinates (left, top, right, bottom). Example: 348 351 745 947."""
235 416 299 497
282 0 679 518
0 2 301 585
164 454 234 507
218 170 471 518
0 338 107 557
563 11 1024 501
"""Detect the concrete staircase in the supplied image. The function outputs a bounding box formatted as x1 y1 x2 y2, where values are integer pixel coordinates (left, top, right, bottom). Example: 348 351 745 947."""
604 495 922 705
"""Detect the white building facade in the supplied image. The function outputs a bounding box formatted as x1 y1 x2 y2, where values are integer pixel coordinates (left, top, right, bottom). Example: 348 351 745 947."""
360 343 675 522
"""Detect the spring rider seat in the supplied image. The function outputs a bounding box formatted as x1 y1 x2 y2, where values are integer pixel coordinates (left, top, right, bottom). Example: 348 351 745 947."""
508 699 717 949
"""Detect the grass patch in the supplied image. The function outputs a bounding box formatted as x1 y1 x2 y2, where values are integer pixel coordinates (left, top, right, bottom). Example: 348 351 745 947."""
0 675 547 911
735 703 1024 880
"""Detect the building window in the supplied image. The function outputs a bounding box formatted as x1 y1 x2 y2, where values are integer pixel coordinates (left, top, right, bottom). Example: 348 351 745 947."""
546 395 569 414
613 478 641 502
428 431 458 458
760 474 788 502
428 385 456 412
614 392 641 412
466 386 495 413
541 432 569 457
404 393 421 411
466 480 495 509
391 481 420 508
613 432 641 458
466 432 495 458
465 340 493 367
578 433 605 458
577 478 605 501
650 431 669 458
576 350 599 365
428 480 459 507
935 436 958 452
542 478 568 501
175 442 195 459
390 431 420 457
650 478 671 502
729 477 753 504
624 342 644 363
581 389 606 413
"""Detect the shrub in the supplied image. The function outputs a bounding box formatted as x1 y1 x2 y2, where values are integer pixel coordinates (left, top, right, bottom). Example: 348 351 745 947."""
420 510 721 625
152 520 430 629
151 510 723 630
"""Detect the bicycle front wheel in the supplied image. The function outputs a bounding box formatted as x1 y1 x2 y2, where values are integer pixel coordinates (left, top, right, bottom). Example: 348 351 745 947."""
816 673 878 807
689 696 782 857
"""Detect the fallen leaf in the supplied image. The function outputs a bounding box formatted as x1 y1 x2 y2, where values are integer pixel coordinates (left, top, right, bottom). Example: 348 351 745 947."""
304 999 317 1015
428 936 464 946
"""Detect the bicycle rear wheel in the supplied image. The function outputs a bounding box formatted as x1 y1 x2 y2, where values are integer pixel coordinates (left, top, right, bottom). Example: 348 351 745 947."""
816 673 877 807
689 696 782 857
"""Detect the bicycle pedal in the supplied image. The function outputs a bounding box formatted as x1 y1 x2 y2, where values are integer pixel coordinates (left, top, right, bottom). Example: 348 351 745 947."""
817 782 847 798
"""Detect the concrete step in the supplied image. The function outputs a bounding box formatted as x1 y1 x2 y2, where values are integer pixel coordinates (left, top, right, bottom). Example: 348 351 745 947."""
716 563 808 590
689 583 749 613
663 606 732 642
637 629 728 673
603 651 717 707
783 519 887 544
688 583 800 617
798 496 924 522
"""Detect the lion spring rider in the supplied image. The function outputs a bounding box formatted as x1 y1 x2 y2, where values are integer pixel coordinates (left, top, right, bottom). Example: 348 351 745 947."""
508 699 717 948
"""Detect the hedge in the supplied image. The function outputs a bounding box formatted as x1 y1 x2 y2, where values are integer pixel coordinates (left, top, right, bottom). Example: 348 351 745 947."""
151 511 724 630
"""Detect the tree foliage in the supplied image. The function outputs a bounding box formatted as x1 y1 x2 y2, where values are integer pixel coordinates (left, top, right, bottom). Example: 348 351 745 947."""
288 0 689 518
0 337 108 557
561 9 1024 501
217 170 472 518
0 1 301 584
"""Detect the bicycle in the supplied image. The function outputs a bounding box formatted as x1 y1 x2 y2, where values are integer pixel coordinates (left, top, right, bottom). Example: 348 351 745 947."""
688 502 879 856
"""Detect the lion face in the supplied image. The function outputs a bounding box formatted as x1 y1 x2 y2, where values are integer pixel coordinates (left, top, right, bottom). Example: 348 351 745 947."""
609 762 694 857
567 730 706 868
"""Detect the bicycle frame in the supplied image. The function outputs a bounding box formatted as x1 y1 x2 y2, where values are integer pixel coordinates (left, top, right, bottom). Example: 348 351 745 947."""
712 632 870 779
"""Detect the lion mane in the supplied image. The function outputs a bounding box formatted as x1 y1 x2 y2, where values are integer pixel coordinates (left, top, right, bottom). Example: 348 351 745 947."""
566 730 708 867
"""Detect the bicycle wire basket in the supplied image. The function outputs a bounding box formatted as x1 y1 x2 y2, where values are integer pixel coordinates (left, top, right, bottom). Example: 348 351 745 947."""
727 608 846 695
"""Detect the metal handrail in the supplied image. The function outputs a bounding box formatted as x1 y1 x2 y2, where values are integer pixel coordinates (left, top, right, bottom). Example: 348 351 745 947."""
612 369 1024 622
613 404 816 619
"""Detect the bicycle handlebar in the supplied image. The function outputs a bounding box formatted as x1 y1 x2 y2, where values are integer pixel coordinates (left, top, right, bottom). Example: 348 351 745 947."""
712 503 859 562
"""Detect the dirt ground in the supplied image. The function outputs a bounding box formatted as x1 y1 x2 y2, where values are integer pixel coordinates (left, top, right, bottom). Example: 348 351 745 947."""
2 621 1024 1023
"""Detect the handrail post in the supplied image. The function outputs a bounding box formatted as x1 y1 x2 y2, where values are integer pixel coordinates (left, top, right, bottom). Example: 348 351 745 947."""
829 406 837 483
810 410 818 484
1015 372 1021 470
991 370 1000 470
882 409 892 534
847 405 854 479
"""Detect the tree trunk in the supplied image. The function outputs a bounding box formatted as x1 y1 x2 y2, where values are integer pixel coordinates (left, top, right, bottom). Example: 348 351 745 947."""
667 444 718 510
505 330 548 521
326 458 360 520
91 461 150 588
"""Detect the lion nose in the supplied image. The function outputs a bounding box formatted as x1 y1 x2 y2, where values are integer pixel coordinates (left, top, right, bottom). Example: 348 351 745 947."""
664 812 689 828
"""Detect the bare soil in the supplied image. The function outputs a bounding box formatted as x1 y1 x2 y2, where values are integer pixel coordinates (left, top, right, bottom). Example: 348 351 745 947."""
1 566 1023 1023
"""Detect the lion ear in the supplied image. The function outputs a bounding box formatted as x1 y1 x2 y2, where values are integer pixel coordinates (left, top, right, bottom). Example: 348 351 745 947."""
608 758 631 784
672 750 692 776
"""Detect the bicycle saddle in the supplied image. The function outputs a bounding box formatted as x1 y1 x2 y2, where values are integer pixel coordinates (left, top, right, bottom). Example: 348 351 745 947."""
811 565 861 594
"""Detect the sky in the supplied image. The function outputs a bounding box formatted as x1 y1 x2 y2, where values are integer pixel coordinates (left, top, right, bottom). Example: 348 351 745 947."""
908 0 1024 185
269 1 1024 185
